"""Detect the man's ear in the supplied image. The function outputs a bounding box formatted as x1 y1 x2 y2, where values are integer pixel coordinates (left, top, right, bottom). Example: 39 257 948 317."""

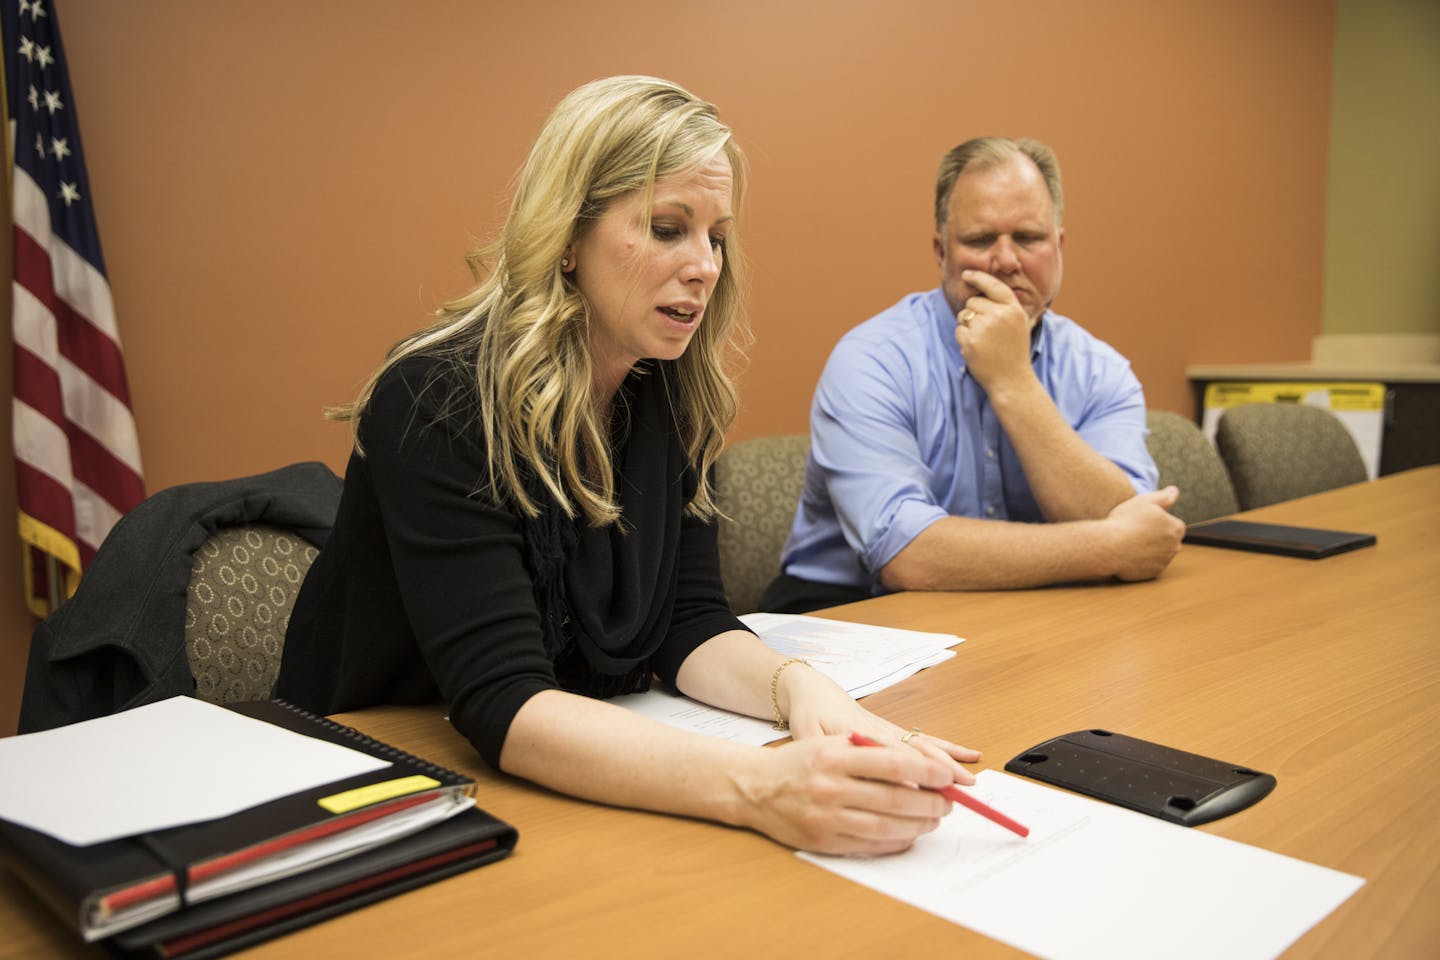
932 232 945 268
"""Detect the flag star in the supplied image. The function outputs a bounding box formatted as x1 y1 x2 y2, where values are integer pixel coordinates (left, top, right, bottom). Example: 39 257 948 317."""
43 89 62 113
50 137 70 161
18 36 34 62
31 2 47 21
27 85 39 111
35 133 45 158
59 182 80 206
19 0 31 17
36 44 54 70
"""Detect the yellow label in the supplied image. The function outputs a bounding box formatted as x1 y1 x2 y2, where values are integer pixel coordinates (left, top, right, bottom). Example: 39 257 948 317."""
317 775 442 814
1202 381 1384 413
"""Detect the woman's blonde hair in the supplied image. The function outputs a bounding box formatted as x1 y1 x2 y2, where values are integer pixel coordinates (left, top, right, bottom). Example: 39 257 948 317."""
335 76 748 525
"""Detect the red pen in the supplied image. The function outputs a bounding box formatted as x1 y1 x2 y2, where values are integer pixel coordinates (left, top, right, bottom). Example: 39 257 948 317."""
849 731 1030 838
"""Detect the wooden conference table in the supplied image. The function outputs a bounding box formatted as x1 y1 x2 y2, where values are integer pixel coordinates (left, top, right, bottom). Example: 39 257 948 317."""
2 466 1437 959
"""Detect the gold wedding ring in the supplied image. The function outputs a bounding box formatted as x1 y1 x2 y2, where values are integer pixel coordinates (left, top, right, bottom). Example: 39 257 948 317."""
900 727 922 743
959 309 976 326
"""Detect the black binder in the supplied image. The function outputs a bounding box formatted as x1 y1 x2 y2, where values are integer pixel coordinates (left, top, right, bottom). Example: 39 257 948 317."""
109 806 515 959
0 699 515 947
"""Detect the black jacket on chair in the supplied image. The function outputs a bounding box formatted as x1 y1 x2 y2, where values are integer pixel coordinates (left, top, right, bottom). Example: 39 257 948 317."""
17 461 342 733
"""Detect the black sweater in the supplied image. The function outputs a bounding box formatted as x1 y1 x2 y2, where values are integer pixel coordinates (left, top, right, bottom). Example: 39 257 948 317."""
277 354 744 768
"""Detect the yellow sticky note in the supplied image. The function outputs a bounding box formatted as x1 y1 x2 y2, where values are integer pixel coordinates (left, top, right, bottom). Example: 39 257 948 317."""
317 775 442 814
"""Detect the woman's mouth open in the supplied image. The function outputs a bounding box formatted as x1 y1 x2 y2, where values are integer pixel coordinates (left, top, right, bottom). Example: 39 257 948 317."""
659 305 701 327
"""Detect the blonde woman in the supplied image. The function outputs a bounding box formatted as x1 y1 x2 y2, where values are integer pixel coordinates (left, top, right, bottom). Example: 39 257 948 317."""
278 76 979 854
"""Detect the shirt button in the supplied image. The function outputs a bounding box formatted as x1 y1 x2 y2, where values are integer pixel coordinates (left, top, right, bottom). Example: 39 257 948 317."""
985 448 995 459
985 505 997 517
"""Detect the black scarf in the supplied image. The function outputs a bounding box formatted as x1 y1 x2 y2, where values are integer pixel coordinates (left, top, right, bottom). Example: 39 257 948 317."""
520 363 692 699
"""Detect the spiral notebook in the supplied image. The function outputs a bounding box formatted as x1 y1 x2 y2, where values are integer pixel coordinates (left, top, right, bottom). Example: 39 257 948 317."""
0 698 515 945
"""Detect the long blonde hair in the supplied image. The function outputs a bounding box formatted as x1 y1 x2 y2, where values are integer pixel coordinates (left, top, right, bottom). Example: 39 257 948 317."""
335 76 748 525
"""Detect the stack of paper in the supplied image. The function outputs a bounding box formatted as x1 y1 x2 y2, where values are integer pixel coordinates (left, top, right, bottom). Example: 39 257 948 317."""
742 612 959 698
615 614 963 744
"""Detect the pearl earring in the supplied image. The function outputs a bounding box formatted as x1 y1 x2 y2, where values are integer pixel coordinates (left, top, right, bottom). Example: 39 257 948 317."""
561 257 571 269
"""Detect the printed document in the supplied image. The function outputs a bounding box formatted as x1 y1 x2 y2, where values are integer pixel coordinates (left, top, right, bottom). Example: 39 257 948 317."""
800 770 1364 960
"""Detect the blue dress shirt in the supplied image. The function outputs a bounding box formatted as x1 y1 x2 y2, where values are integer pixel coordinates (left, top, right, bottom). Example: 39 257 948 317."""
779 288 1158 593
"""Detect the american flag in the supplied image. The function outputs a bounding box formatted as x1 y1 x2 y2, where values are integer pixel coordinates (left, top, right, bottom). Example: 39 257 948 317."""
3 0 143 616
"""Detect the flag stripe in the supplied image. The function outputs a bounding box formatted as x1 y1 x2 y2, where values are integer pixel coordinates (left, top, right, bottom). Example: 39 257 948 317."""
13 296 143 477
72 478 122 557
54 358 142 474
13 356 143 518
11 347 66 427
14 223 133 402
10 274 62 367
9 160 117 335
67 427 144 518
12 396 74 488
15 458 77 539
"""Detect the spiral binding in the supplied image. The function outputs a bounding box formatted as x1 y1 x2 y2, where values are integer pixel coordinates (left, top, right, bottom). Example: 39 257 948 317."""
268 699 471 787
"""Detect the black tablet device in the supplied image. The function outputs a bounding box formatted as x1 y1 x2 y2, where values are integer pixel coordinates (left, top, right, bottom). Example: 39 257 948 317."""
1182 519 1376 559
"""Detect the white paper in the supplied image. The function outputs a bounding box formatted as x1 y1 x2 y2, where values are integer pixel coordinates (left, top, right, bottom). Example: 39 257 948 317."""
800 771 1364 960
741 613 959 698
187 794 474 902
615 614 963 745
0 696 391 846
610 687 784 744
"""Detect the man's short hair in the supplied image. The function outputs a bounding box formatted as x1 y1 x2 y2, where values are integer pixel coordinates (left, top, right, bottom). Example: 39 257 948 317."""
934 137 1064 231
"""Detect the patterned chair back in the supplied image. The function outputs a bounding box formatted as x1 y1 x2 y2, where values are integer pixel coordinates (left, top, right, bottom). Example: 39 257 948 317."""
185 524 320 704
1215 403 1369 510
1145 410 1238 524
714 434 810 615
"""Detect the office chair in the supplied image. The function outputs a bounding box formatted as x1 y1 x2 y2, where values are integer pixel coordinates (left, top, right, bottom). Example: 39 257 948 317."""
18 462 341 732
713 434 810 615
1215 403 1369 510
1145 410 1239 524
186 524 321 704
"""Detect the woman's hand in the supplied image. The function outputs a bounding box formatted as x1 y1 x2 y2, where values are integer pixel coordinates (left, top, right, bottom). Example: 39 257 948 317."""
779 660 981 786
672 631 983 852
731 732 958 855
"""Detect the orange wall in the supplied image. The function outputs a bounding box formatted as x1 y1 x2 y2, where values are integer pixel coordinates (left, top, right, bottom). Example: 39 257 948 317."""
0 0 1334 733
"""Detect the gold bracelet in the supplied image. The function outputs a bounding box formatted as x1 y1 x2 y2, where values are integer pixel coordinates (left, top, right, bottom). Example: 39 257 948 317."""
770 658 810 731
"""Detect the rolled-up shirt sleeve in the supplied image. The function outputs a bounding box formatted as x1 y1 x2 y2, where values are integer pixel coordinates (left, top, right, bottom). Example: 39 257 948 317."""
810 336 951 577
1077 365 1157 494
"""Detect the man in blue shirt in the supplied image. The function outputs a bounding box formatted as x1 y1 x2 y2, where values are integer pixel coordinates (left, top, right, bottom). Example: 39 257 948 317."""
761 137 1185 613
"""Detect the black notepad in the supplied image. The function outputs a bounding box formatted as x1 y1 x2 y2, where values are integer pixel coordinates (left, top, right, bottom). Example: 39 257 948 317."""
1182 519 1376 559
